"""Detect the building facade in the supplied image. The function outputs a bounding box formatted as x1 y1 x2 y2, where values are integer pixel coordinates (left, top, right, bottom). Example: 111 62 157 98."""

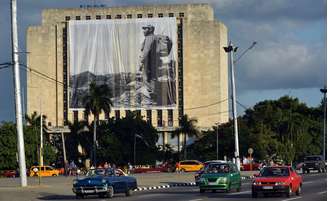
27 4 229 143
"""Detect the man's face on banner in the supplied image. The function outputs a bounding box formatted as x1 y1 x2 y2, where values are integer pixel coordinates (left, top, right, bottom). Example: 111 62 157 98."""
142 25 154 36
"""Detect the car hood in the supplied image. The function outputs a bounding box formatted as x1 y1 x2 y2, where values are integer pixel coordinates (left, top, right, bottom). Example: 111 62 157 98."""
254 177 289 182
75 176 105 186
201 173 231 178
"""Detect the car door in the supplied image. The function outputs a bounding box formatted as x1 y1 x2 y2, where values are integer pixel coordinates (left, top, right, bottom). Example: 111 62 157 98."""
290 167 301 191
230 164 240 188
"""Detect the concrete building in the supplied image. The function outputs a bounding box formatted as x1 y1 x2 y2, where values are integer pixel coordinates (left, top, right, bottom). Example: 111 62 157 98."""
27 3 229 146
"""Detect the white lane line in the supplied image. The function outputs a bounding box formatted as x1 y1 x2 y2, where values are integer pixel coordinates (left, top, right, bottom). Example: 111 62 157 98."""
230 190 251 195
318 191 327 195
303 181 314 184
188 199 203 201
281 197 302 201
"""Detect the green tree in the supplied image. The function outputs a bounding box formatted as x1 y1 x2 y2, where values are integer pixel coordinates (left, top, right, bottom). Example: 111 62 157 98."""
174 115 199 160
83 81 113 166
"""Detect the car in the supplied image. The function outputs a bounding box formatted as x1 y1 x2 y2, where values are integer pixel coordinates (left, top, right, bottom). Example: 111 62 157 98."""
302 155 326 173
29 165 60 177
252 166 302 198
198 162 241 193
72 168 137 199
195 160 227 185
176 160 203 172
2 170 18 178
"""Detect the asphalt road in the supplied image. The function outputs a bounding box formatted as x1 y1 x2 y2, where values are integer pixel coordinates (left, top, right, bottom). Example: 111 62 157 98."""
0 173 326 201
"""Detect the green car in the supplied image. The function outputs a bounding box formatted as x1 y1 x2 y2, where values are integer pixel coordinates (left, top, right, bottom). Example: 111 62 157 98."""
199 162 241 193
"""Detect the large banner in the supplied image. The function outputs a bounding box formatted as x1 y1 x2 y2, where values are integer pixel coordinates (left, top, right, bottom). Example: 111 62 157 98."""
69 17 177 110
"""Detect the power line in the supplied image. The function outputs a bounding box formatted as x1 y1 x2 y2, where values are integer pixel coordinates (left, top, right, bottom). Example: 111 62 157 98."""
236 100 249 110
19 64 64 85
184 98 228 111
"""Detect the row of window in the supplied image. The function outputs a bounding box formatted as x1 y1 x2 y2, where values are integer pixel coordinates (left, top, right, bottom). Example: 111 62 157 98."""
74 109 174 127
65 12 184 21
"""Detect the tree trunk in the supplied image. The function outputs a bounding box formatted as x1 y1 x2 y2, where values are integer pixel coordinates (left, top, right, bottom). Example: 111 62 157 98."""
93 115 97 167
184 133 187 160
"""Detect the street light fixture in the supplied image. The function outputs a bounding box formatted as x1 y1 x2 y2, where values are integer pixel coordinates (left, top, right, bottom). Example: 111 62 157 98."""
223 41 257 170
320 86 327 161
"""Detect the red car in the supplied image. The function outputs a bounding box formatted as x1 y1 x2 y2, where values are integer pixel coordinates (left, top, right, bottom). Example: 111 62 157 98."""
3 170 18 178
252 166 302 198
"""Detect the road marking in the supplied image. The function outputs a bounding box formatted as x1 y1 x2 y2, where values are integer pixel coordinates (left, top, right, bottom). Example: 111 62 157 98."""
303 181 314 184
281 197 302 201
230 190 251 195
188 199 202 201
318 191 327 195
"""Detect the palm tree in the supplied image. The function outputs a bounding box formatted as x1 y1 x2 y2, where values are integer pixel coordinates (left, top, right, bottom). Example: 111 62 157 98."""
82 81 113 167
174 114 199 160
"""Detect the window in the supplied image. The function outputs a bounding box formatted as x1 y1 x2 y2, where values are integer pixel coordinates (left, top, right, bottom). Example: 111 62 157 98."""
157 110 163 127
147 13 153 18
146 110 152 124
115 110 120 120
158 13 163 18
96 15 101 19
65 16 70 21
75 16 81 20
137 14 142 18
73 111 78 123
168 109 173 127
169 13 174 17
115 14 122 19
86 16 91 20
179 12 184 17
127 14 132 18
106 15 111 19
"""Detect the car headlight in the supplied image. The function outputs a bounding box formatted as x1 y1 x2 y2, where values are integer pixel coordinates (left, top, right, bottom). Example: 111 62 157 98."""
73 180 78 185
199 178 206 183
275 182 286 185
253 181 261 185
218 177 227 183
102 179 106 183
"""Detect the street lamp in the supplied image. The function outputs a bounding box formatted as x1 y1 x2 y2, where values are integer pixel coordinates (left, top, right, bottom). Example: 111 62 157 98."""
223 41 257 170
320 86 327 161
223 41 240 170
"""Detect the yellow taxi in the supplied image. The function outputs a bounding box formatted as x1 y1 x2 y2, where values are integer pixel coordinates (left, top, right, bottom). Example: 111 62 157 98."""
29 165 60 177
176 160 203 172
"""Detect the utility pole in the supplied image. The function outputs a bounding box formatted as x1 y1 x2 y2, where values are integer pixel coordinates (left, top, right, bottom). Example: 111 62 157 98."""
320 87 327 161
224 41 240 170
11 0 27 187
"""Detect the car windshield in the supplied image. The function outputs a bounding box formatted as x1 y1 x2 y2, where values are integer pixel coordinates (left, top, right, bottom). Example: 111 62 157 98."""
86 168 116 177
204 163 229 174
260 167 289 177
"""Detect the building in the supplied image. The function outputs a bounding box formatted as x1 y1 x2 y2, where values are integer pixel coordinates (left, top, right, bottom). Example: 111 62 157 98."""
26 3 229 146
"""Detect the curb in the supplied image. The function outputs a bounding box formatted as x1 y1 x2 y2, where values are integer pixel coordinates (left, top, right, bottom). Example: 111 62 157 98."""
134 176 255 192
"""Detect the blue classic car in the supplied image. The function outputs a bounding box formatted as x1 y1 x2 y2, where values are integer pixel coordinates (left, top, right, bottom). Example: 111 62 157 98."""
72 168 137 199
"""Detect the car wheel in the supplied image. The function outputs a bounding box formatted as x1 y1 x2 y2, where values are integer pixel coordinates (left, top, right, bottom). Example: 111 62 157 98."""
52 174 57 176
296 185 302 196
251 191 258 198
286 186 292 197
75 194 84 199
226 183 231 193
125 189 133 196
106 186 114 198
236 182 241 192
200 189 205 193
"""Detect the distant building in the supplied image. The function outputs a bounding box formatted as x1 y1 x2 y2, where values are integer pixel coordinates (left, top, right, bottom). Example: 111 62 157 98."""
27 3 228 147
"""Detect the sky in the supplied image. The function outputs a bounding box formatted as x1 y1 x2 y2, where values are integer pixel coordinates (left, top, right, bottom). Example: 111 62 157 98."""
0 0 326 122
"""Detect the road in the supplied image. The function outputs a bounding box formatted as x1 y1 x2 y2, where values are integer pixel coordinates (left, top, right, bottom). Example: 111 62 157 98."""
0 173 326 201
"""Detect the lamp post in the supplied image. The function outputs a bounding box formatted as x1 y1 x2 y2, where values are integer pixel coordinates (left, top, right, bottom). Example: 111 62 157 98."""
223 41 257 170
320 86 327 161
224 41 240 170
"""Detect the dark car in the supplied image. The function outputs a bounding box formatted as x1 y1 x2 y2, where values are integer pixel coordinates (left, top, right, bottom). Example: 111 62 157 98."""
252 166 302 198
72 168 137 199
302 155 326 173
